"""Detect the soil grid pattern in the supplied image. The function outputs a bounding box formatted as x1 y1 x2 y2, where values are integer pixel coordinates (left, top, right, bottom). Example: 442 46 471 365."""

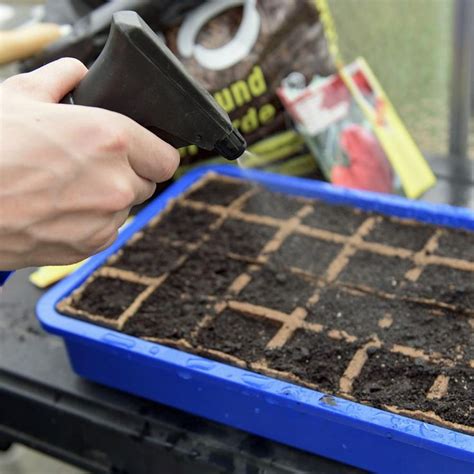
59 172 474 435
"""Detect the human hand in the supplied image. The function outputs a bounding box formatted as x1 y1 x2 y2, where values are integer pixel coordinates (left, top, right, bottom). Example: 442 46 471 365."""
0 58 179 270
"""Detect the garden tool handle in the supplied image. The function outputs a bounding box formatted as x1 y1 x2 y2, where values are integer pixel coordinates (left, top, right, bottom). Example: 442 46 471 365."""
0 24 64 65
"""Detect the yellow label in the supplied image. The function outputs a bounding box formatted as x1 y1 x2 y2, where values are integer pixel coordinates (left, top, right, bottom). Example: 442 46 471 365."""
352 59 436 198
30 261 89 288
214 66 268 114
314 0 344 66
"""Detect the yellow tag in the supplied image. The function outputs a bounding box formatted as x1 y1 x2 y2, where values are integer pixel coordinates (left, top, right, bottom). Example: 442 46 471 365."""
372 103 437 198
29 260 89 289
349 59 437 198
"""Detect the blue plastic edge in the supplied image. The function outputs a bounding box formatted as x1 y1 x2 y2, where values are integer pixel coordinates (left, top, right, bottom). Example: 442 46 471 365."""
36 165 474 471
0 271 12 286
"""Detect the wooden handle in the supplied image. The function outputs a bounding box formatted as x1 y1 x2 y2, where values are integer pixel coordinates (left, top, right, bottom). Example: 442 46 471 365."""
0 23 63 65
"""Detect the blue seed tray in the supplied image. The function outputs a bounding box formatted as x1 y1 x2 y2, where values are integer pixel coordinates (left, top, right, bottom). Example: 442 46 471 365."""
37 165 474 473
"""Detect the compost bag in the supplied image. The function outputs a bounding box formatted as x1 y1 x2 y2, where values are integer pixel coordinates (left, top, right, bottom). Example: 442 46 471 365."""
166 0 335 173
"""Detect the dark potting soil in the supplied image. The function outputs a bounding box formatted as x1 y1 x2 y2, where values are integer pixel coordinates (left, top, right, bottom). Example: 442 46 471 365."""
122 284 212 340
114 238 185 277
363 218 435 251
352 349 437 412
265 329 357 392
434 228 474 262
301 201 367 235
337 250 413 293
73 276 146 319
187 179 251 206
196 309 280 363
205 218 277 258
405 264 474 310
153 204 217 243
465 336 474 362
237 266 315 313
383 303 472 360
305 287 391 337
163 244 248 298
435 367 474 427
354 350 473 427
61 174 474 434
241 189 305 219
271 234 343 277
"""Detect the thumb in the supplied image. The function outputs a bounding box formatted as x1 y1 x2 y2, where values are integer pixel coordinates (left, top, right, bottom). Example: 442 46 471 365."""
7 58 87 103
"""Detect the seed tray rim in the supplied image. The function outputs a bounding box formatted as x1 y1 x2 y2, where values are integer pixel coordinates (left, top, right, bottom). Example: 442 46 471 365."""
36 165 474 471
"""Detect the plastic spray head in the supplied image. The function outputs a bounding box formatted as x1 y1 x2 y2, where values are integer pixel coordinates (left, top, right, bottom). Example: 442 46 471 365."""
64 10 247 160
215 129 247 160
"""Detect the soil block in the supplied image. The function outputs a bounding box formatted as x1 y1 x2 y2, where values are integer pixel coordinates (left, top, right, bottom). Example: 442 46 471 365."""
266 329 356 392
337 250 413 293
196 308 281 363
306 288 391 337
205 218 276 258
434 366 474 427
302 201 367 235
187 178 251 206
60 173 474 435
238 266 315 313
352 349 438 412
271 234 343 277
71 276 147 320
122 285 211 340
163 245 248 298
113 238 185 277
383 303 472 360
363 218 435 251
241 189 305 219
406 264 474 310
152 204 217 243
434 228 474 262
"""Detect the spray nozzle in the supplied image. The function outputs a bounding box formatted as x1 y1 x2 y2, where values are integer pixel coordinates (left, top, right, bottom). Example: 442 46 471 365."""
215 129 247 161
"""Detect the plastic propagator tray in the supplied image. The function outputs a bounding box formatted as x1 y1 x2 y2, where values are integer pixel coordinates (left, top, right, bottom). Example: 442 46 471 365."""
37 165 474 473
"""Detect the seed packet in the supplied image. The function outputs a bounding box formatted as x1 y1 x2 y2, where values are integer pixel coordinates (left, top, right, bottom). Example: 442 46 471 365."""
277 58 436 198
